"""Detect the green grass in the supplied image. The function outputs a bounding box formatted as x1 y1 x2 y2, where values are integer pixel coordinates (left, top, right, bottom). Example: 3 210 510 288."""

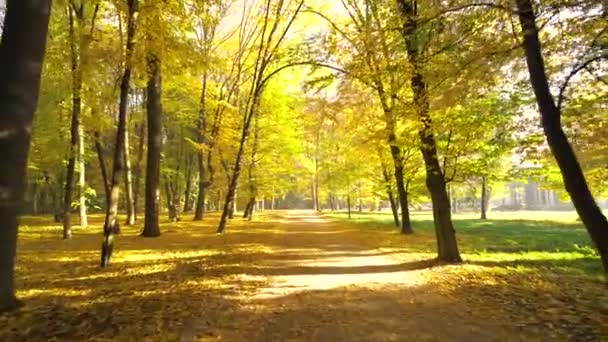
322 210 603 277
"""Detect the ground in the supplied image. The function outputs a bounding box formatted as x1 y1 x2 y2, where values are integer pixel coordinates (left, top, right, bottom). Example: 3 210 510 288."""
1 210 607 341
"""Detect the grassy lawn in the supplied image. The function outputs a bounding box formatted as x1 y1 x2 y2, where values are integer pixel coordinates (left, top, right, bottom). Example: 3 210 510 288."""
322 210 603 277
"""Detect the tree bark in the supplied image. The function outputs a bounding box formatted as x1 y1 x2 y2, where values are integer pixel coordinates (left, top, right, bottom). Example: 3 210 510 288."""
390 144 413 234
347 194 352 219
63 5 83 239
244 113 259 220
0 0 51 312
183 155 194 212
397 0 461 262
141 55 162 237
133 113 146 220
480 176 488 220
94 130 111 206
194 73 208 221
516 0 608 273
217 91 262 233
101 0 138 267
382 166 400 228
78 123 87 227
123 120 135 225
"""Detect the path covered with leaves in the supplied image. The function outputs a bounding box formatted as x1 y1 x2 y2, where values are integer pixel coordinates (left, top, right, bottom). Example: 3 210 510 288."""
1 211 607 341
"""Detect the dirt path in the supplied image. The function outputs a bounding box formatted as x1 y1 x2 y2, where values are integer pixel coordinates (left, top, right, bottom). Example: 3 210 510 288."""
211 211 528 341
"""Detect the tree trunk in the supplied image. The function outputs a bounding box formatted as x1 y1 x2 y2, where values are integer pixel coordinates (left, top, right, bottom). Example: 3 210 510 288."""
0 0 51 312
398 0 461 262
516 0 608 273
165 178 177 222
123 121 135 225
133 114 146 220
217 91 262 233
101 0 138 268
78 124 88 227
480 176 488 220
183 155 194 212
382 167 400 228
244 197 255 220
347 194 352 219
245 114 259 220
390 145 413 234
194 73 208 221
94 131 111 206
311 175 318 211
63 5 83 239
141 55 162 237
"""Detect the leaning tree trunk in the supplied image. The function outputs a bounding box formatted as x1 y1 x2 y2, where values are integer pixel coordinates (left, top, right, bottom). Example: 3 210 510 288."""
217 91 262 233
244 114 259 221
141 55 162 237
480 176 488 220
516 0 608 274
101 0 138 268
0 0 51 312
398 0 461 262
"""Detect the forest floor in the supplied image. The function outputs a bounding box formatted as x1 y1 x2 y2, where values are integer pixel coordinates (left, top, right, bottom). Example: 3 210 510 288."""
1 210 608 341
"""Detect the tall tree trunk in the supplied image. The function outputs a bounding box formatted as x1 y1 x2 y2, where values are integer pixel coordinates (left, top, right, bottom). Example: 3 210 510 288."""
311 175 318 211
78 124 87 227
101 0 138 268
133 115 146 220
63 5 83 239
194 73 208 221
480 176 488 220
390 145 413 234
142 55 162 237
217 91 262 233
94 130 111 206
245 114 259 220
347 194 352 219
398 0 461 262
165 177 177 221
382 167 400 228
516 0 608 273
123 121 135 225
0 0 51 312
183 155 194 212
314 135 321 212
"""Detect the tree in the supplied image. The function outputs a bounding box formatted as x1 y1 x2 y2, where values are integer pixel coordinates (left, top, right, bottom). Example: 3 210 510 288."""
0 0 52 312
142 55 162 237
62 0 98 238
515 0 608 274
396 0 461 261
217 0 305 233
101 0 138 267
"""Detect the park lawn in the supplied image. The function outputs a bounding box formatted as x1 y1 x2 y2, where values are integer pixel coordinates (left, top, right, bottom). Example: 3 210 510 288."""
322 210 603 276
322 210 608 338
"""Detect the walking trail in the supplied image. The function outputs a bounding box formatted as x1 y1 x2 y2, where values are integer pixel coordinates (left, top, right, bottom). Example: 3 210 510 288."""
205 211 527 341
